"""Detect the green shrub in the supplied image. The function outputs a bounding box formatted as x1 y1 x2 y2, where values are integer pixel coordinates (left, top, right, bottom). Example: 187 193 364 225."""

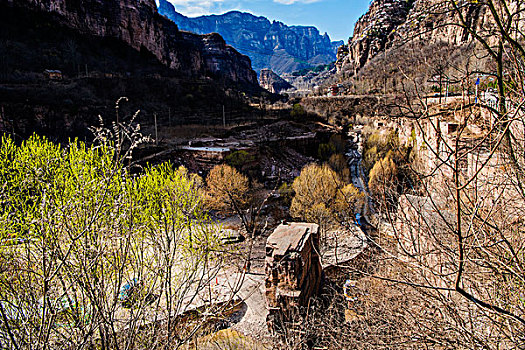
225 150 255 169
278 182 294 205
318 143 336 160
290 103 306 120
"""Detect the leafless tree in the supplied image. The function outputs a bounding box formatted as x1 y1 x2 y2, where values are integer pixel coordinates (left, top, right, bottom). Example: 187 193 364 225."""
361 0 525 347
0 104 244 349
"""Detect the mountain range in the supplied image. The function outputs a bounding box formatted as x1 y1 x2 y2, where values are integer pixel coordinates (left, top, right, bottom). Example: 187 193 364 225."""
158 0 343 75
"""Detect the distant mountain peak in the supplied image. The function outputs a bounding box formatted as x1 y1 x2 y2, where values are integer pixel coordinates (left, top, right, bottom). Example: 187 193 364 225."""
158 0 343 74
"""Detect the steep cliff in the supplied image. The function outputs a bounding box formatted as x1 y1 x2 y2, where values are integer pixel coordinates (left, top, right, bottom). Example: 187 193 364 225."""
336 0 496 76
158 0 343 74
0 0 265 140
338 0 412 76
329 0 525 97
4 0 258 86
259 69 294 94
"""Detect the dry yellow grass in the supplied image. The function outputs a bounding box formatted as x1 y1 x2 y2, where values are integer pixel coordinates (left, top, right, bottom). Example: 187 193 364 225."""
185 329 268 350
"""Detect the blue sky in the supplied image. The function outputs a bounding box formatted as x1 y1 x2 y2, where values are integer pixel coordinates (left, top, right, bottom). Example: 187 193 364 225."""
161 0 371 41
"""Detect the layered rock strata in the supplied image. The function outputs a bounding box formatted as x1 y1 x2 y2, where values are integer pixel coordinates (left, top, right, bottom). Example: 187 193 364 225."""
265 222 322 332
158 0 343 74
4 0 258 85
259 69 294 94
336 0 518 76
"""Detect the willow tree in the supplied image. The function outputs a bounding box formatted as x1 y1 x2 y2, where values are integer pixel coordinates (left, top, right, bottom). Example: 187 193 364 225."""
368 155 398 211
205 164 273 239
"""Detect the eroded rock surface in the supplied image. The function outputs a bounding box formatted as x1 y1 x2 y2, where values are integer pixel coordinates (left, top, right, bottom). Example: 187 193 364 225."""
336 0 510 76
265 223 322 332
259 69 294 94
159 0 343 74
4 0 257 85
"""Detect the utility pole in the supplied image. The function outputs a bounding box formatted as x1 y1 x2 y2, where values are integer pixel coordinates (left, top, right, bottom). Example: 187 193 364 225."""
154 113 158 146
222 105 226 127
445 79 449 103
439 73 442 105
383 46 387 96
475 74 480 104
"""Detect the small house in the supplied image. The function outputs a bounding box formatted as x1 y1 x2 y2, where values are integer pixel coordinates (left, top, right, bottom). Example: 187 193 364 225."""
329 84 340 96
44 70 63 80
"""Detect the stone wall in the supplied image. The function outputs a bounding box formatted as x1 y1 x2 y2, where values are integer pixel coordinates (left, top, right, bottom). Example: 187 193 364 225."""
265 222 322 333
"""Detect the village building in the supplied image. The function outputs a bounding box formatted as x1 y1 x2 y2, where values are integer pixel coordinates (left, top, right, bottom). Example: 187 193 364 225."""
43 69 63 80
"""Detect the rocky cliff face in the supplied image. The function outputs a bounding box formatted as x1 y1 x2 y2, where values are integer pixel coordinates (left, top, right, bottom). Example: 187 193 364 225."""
4 0 258 86
259 69 294 94
158 0 343 74
0 0 265 140
339 0 412 75
336 0 498 76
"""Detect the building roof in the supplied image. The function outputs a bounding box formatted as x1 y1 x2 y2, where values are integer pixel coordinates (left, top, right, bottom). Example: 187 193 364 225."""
266 222 319 257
